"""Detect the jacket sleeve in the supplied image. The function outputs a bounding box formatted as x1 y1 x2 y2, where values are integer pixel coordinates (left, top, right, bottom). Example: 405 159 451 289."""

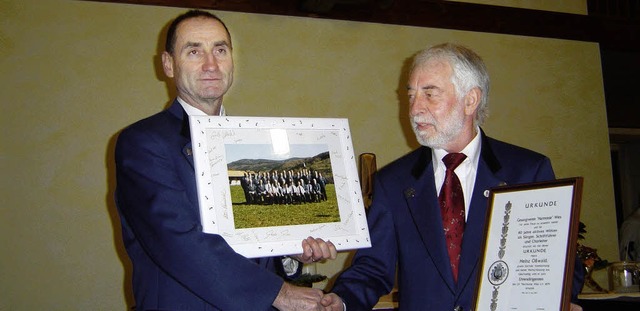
330 176 397 311
115 124 283 311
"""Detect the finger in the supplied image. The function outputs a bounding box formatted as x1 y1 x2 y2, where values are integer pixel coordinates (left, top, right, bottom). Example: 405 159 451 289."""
320 293 335 306
308 288 324 300
315 238 332 260
300 238 314 261
327 240 338 259
321 293 343 310
307 237 322 260
314 238 338 260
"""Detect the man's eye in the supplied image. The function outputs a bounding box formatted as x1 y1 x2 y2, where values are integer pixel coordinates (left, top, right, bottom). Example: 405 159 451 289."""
215 48 227 55
188 50 198 55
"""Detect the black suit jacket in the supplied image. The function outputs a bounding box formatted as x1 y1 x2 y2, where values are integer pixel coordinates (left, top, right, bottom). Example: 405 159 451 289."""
332 131 584 310
115 101 289 310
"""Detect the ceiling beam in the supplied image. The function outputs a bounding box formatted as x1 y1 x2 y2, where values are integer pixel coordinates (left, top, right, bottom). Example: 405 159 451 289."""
84 0 638 51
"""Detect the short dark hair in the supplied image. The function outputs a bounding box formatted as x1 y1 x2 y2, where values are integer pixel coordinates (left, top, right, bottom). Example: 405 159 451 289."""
165 10 232 54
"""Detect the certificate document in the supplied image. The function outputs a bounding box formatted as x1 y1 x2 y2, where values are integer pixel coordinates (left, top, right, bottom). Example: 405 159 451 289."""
474 178 583 311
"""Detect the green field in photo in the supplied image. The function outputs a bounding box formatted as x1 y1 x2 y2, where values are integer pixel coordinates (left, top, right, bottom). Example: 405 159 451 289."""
231 184 340 228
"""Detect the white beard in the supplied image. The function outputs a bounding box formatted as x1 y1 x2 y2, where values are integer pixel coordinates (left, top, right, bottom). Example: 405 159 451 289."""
411 104 465 149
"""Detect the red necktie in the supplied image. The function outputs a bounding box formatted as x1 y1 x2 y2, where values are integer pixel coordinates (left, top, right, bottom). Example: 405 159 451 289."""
439 153 467 282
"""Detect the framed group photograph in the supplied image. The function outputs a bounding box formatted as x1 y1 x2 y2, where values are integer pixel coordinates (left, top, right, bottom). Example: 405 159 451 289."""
189 116 371 258
473 177 583 311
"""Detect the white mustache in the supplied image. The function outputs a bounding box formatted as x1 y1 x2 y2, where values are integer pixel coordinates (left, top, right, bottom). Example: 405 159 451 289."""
412 115 436 126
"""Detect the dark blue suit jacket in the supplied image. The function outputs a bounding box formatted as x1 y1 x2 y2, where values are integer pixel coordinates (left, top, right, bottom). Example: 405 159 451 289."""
115 101 288 311
331 132 583 310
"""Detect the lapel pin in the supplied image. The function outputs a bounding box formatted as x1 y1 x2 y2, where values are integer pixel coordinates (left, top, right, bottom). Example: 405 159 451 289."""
404 188 416 198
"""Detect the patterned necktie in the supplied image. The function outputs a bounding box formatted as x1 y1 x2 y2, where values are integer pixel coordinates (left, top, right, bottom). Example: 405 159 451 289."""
439 152 467 282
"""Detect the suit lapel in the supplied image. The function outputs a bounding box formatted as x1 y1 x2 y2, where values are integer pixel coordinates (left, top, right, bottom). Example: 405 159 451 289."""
182 142 194 169
168 100 195 169
457 131 507 291
407 131 510 293
456 159 503 289
406 148 458 292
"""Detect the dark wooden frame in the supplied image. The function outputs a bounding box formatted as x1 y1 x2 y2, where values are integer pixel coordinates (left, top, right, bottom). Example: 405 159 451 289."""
474 177 584 311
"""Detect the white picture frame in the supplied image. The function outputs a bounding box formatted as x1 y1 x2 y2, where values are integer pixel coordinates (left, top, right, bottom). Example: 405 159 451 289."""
189 116 371 258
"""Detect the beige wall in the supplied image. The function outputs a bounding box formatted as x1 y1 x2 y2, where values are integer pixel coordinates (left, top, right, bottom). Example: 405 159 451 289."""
1 0 614 309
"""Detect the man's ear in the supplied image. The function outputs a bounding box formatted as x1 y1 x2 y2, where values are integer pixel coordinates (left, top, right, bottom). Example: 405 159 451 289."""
464 87 481 116
161 51 174 78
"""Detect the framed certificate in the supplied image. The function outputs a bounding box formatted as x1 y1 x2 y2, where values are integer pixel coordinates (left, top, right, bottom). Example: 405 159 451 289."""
189 116 371 258
473 177 583 311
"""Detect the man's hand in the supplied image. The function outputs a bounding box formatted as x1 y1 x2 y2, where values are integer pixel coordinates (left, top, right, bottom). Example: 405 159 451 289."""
272 282 324 311
294 236 338 263
321 293 344 311
570 303 582 311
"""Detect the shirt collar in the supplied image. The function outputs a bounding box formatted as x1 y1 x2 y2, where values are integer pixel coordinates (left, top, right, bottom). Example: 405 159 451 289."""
177 97 226 116
432 127 482 171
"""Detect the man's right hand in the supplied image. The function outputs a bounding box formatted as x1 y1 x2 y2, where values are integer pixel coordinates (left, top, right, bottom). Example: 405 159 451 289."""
272 282 324 311
321 293 344 311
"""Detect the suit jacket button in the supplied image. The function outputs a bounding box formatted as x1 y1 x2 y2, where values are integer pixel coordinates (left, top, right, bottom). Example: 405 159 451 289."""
453 306 463 311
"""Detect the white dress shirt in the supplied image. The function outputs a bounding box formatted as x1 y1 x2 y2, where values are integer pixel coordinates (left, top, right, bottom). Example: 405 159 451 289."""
432 128 482 221
177 97 226 116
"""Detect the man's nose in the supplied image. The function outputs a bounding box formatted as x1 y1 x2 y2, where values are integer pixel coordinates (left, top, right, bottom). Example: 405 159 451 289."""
203 53 218 71
410 95 426 116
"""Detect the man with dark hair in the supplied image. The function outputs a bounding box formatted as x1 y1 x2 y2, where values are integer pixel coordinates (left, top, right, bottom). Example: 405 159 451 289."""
115 10 336 310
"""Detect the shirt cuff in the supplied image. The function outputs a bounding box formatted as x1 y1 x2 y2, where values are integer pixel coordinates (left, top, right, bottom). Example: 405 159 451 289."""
281 256 300 277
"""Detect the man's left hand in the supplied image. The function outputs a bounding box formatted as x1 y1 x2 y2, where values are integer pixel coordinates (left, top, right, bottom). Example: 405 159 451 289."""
294 237 337 263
